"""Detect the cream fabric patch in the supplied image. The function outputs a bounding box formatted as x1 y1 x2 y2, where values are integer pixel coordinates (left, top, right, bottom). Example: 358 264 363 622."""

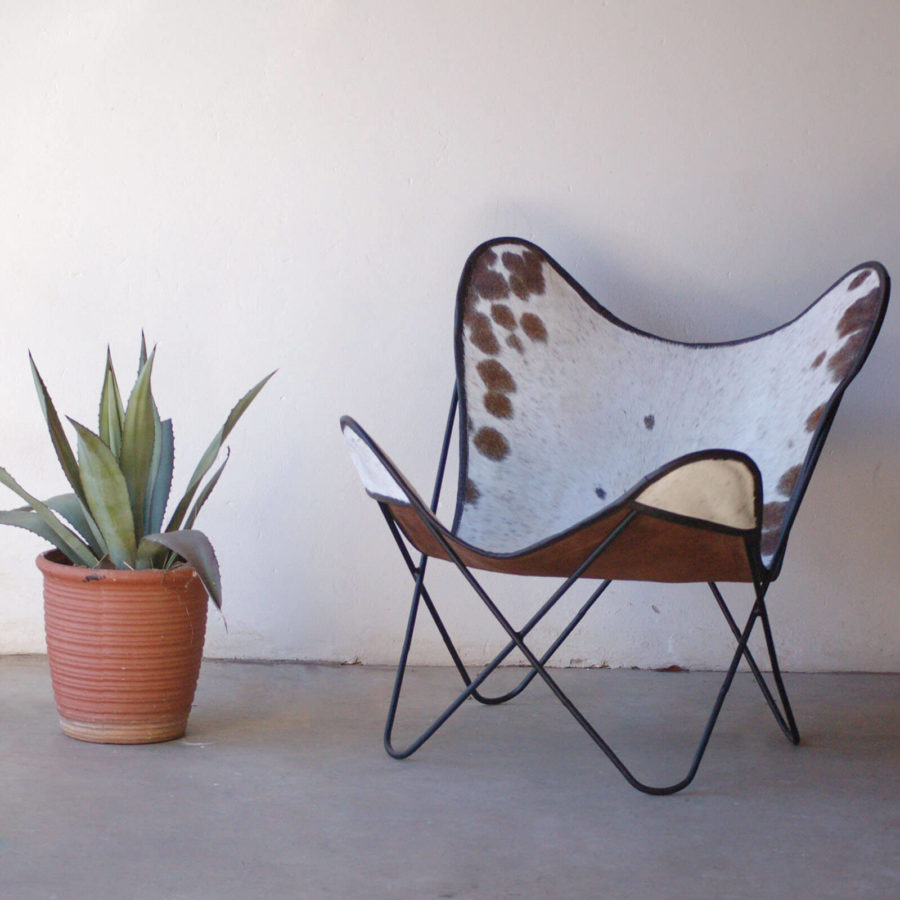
635 458 757 530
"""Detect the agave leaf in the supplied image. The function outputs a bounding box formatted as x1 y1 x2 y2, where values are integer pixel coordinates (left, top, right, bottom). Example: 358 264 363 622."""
45 493 107 558
98 348 125 456
142 398 163 534
134 535 168 570
167 371 275 532
29 354 86 505
69 419 137 568
161 448 229 570
184 448 230 530
119 348 157 533
0 468 99 567
138 529 222 609
146 418 174 536
0 508 74 555
139 331 148 372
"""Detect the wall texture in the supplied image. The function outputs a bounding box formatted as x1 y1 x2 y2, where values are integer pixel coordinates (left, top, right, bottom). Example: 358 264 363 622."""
1 0 898 670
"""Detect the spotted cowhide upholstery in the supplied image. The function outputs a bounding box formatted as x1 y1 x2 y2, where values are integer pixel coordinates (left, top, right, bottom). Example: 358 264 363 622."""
343 239 888 581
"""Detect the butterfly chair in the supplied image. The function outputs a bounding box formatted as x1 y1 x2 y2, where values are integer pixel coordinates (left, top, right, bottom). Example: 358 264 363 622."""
341 239 889 795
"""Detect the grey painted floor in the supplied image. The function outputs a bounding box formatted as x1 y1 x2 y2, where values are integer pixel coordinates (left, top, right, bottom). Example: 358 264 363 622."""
1 657 899 899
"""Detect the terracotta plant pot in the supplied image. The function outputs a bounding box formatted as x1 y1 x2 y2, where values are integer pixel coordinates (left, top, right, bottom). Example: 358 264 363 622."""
38 550 209 744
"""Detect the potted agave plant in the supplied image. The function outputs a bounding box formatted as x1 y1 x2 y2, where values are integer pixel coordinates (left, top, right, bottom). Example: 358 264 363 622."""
0 336 272 744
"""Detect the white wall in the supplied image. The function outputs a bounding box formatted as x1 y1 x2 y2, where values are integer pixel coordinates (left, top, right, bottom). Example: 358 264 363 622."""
1 0 898 671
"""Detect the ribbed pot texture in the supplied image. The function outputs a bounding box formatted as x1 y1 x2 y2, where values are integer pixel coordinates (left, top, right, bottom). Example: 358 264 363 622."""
38 550 209 744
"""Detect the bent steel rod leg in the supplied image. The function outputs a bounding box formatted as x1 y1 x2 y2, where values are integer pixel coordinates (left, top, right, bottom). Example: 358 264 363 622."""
382 541 428 756
747 545 800 744
477 570 763 794
380 506 476 689
708 582 799 743
473 579 614 706
382 498 615 706
421 512 767 794
756 595 800 743
382 513 636 758
380 504 531 707
381 385 467 749
383 579 616 756
385 384 479 688
429 386 459 513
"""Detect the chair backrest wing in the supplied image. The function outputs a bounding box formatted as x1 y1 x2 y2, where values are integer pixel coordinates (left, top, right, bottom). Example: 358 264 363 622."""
452 239 888 574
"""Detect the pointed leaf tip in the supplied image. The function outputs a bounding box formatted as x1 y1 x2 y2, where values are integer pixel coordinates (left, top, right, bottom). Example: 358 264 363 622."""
29 353 86 505
120 347 158 532
166 370 274 533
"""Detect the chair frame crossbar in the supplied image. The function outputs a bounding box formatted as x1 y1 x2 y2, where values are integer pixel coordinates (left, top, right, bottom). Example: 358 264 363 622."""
379 388 800 795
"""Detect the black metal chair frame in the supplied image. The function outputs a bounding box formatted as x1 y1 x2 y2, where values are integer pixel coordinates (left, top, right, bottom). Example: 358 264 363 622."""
378 387 800 796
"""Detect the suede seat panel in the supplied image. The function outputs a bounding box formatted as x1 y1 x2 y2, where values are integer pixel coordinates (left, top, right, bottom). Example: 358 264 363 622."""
390 503 754 583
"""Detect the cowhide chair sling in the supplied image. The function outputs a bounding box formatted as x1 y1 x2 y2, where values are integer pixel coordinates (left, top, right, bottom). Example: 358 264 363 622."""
341 238 889 795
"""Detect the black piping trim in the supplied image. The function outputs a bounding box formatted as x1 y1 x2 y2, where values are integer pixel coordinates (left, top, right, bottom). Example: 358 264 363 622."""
629 505 752 539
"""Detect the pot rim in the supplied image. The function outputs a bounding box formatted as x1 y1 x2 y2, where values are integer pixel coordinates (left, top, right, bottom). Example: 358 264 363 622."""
36 549 200 586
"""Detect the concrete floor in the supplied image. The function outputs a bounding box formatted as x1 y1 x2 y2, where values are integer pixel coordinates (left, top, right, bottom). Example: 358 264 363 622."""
1 657 899 899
